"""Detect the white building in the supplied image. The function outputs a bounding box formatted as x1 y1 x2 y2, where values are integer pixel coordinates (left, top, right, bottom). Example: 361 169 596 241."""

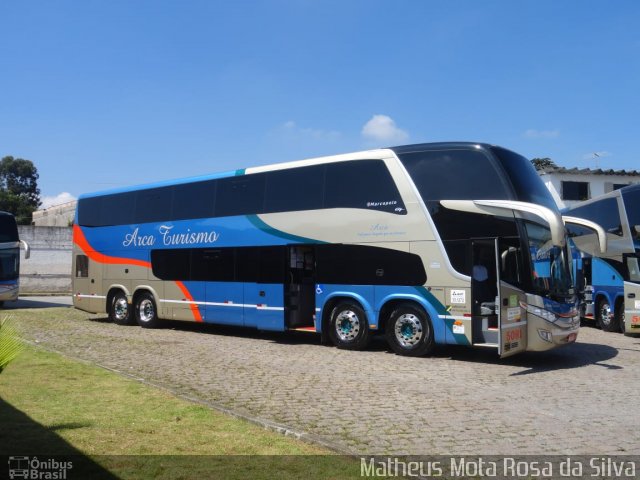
32 200 77 227
537 166 640 209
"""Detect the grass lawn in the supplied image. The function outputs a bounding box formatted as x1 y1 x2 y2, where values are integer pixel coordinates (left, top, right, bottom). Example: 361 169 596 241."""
0 345 370 479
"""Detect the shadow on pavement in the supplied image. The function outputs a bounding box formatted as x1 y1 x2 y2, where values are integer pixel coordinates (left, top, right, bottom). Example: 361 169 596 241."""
438 340 620 375
86 316 622 375
0 397 117 479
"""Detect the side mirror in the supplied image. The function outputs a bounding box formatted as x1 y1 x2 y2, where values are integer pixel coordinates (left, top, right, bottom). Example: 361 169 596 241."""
20 240 30 260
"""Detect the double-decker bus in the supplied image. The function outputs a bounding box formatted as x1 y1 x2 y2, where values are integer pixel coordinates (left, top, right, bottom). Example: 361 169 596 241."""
563 184 640 333
0 211 30 307
73 142 579 357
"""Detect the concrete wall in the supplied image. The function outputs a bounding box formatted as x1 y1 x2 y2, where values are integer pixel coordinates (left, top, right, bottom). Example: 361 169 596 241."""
18 226 72 294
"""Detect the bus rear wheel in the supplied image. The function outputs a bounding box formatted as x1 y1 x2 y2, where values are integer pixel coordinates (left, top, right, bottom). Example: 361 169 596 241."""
386 304 434 357
596 298 617 332
135 293 160 329
328 302 371 350
109 291 133 325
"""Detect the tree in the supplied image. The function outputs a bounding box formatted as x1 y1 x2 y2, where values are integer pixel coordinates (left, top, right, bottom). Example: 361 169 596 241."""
530 157 558 171
0 156 41 224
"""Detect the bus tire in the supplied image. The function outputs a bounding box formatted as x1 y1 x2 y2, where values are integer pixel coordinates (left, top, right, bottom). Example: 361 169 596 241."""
109 291 133 326
386 304 434 357
135 292 160 329
596 298 616 332
328 302 371 350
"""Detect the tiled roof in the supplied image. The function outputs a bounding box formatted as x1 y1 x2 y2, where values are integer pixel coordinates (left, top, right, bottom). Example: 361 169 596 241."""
537 166 640 176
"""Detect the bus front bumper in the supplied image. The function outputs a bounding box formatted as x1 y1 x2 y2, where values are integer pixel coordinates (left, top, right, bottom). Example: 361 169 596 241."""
0 283 19 302
526 313 580 352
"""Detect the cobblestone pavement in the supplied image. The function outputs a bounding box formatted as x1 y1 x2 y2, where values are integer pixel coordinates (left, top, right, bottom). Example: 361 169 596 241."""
9 303 640 455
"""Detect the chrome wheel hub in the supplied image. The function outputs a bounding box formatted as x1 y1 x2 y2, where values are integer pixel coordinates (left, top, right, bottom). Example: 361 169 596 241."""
139 299 155 323
114 297 129 321
394 314 423 348
600 303 612 326
335 310 360 342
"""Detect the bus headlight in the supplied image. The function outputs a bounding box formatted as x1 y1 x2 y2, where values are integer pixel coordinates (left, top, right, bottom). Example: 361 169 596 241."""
522 302 557 323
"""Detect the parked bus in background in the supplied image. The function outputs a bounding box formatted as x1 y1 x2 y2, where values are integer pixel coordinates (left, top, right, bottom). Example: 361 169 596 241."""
0 211 30 307
563 184 640 334
72 142 579 357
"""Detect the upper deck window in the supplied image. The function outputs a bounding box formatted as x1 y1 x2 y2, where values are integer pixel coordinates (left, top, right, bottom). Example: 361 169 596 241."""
77 159 406 227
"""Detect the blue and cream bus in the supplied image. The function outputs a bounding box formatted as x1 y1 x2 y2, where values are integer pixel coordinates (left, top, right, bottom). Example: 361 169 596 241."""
0 211 30 307
73 142 580 357
564 184 640 334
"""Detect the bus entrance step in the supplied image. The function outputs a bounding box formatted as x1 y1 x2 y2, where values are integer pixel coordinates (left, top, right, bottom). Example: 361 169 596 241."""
473 342 498 348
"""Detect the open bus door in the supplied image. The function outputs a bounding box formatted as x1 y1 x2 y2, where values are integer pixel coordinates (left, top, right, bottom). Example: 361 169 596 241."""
471 238 528 356
496 238 528 358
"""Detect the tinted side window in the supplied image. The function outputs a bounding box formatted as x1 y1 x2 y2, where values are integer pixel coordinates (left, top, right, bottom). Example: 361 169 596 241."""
78 196 103 227
316 244 426 285
173 181 216 220
324 160 406 214
216 174 266 217
151 249 191 280
136 187 173 224
101 192 136 226
264 165 325 213
569 198 623 236
191 248 235 281
399 149 511 201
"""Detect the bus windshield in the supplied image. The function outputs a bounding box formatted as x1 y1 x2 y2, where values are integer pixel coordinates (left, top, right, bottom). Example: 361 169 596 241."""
525 221 573 297
622 188 640 242
0 215 19 243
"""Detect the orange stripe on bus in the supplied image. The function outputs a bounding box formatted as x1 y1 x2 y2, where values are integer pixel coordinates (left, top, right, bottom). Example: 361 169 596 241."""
73 224 203 322
73 225 151 268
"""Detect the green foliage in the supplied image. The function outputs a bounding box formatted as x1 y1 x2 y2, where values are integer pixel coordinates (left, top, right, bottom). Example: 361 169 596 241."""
531 157 558 170
0 317 23 373
0 156 41 224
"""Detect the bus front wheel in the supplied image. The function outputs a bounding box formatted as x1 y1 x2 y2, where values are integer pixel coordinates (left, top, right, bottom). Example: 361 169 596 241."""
596 298 617 332
386 304 434 357
135 293 160 329
328 302 371 350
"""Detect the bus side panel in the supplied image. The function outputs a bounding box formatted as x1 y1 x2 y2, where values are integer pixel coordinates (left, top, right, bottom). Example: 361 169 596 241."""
205 281 243 326
243 283 285 331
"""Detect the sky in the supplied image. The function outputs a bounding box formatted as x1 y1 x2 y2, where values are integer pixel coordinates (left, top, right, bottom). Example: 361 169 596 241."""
1 1 639 209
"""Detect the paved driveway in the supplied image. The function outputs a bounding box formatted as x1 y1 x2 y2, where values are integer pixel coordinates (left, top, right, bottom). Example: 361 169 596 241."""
9 307 640 455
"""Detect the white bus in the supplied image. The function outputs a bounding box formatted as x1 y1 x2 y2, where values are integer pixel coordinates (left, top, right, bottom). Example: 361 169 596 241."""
73 142 579 357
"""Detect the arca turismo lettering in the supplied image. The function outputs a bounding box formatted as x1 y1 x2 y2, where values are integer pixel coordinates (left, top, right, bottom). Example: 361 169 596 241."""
122 225 220 248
